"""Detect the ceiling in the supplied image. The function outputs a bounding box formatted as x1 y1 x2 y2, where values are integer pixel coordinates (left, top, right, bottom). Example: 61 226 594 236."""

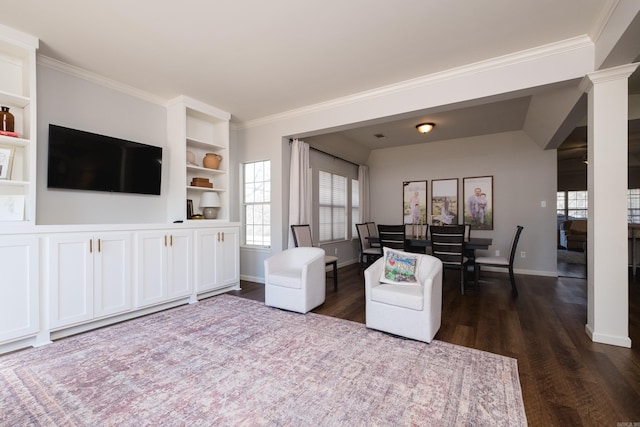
1 1 638 163
0 0 615 123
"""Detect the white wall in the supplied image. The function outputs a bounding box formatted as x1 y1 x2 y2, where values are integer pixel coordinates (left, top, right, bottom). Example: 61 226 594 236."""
368 131 558 275
36 65 168 225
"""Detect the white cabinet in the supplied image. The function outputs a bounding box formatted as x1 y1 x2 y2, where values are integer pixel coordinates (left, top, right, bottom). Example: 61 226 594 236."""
49 233 132 329
136 229 193 308
0 236 38 344
0 25 38 227
195 227 239 294
167 96 231 223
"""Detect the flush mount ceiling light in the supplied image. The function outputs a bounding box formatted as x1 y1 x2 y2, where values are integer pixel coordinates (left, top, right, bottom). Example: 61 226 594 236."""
416 123 435 134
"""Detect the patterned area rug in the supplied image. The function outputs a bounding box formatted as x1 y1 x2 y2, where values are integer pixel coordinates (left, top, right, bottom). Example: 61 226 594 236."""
0 295 527 426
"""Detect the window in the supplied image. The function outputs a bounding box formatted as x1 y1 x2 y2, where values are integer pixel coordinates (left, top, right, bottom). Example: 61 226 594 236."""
319 171 347 242
557 190 588 220
351 179 359 238
243 160 271 246
628 189 640 223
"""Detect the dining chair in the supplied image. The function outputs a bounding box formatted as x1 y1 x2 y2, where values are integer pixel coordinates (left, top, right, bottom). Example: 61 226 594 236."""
430 225 468 294
366 222 381 248
290 224 338 290
474 225 524 297
356 223 382 269
377 224 406 250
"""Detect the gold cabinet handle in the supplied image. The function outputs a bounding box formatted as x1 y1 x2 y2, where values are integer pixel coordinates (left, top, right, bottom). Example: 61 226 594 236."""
170 235 173 246
164 235 167 247
90 239 93 253
98 239 101 253
221 232 224 242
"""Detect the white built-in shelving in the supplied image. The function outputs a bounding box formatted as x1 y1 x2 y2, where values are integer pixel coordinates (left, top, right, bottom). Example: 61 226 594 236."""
0 24 38 228
167 96 231 223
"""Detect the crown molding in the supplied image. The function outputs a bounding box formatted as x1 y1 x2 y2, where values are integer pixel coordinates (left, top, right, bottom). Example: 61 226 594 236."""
238 35 594 131
579 62 640 92
37 54 168 106
589 0 620 44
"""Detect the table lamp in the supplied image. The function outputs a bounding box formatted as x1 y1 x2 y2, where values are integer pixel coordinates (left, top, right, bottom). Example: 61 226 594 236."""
200 192 221 219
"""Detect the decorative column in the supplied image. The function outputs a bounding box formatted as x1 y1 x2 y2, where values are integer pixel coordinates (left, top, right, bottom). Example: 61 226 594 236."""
579 63 638 348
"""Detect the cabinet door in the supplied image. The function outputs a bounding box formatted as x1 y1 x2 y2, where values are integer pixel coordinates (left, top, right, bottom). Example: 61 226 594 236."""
49 235 94 328
217 227 239 286
167 230 192 299
195 229 219 292
0 236 38 344
136 231 168 308
94 233 132 318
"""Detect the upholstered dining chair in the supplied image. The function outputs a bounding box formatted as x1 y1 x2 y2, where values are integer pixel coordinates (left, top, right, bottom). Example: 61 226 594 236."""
366 222 381 248
291 224 338 290
364 250 443 343
264 247 326 313
430 225 468 294
377 224 406 250
356 223 382 269
474 225 524 297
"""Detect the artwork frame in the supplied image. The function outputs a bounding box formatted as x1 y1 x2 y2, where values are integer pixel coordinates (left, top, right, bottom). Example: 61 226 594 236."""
402 180 427 225
0 146 15 180
431 178 459 226
463 176 493 230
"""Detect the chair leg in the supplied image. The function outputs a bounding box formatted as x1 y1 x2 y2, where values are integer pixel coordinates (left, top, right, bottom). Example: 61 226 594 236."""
332 261 338 290
460 266 465 295
509 267 518 297
474 264 480 285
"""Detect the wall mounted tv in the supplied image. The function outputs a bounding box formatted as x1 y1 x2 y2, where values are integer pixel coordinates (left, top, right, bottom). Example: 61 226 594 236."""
47 124 163 195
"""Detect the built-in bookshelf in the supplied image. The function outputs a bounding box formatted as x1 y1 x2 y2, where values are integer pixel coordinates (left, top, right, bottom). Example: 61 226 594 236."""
167 96 231 222
0 25 38 228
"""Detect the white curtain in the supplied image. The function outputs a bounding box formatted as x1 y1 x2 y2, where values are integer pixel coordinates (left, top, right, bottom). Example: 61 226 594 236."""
288 139 310 248
358 165 370 223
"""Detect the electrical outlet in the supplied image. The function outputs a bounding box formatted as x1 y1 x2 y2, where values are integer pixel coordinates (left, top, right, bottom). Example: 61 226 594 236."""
495 250 500 256
334 248 338 255
520 251 526 258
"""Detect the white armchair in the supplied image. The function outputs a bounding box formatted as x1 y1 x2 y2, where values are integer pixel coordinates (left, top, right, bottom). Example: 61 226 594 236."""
264 247 326 314
365 252 443 343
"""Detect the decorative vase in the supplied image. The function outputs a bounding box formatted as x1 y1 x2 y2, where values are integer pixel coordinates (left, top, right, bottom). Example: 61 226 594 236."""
203 153 222 170
0 106 14 132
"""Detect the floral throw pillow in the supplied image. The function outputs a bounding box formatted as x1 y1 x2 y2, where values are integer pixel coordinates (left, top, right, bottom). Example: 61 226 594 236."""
379 247 420 285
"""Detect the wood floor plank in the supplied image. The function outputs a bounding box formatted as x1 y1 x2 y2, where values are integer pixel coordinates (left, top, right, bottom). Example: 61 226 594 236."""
228 262 640 425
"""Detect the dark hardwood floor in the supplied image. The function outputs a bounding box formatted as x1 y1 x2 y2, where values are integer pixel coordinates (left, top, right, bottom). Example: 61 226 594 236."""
227 263 640 426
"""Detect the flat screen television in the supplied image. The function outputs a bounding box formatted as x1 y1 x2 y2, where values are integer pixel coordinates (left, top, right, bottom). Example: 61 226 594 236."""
47 124 163 195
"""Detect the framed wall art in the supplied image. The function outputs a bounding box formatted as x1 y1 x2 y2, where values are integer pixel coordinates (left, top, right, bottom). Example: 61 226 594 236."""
431 178 458 225
0 146 15 180
463 176 493 230
402 180 427 225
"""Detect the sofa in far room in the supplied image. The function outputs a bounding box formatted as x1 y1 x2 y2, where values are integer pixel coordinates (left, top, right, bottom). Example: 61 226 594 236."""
560 219 587 252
